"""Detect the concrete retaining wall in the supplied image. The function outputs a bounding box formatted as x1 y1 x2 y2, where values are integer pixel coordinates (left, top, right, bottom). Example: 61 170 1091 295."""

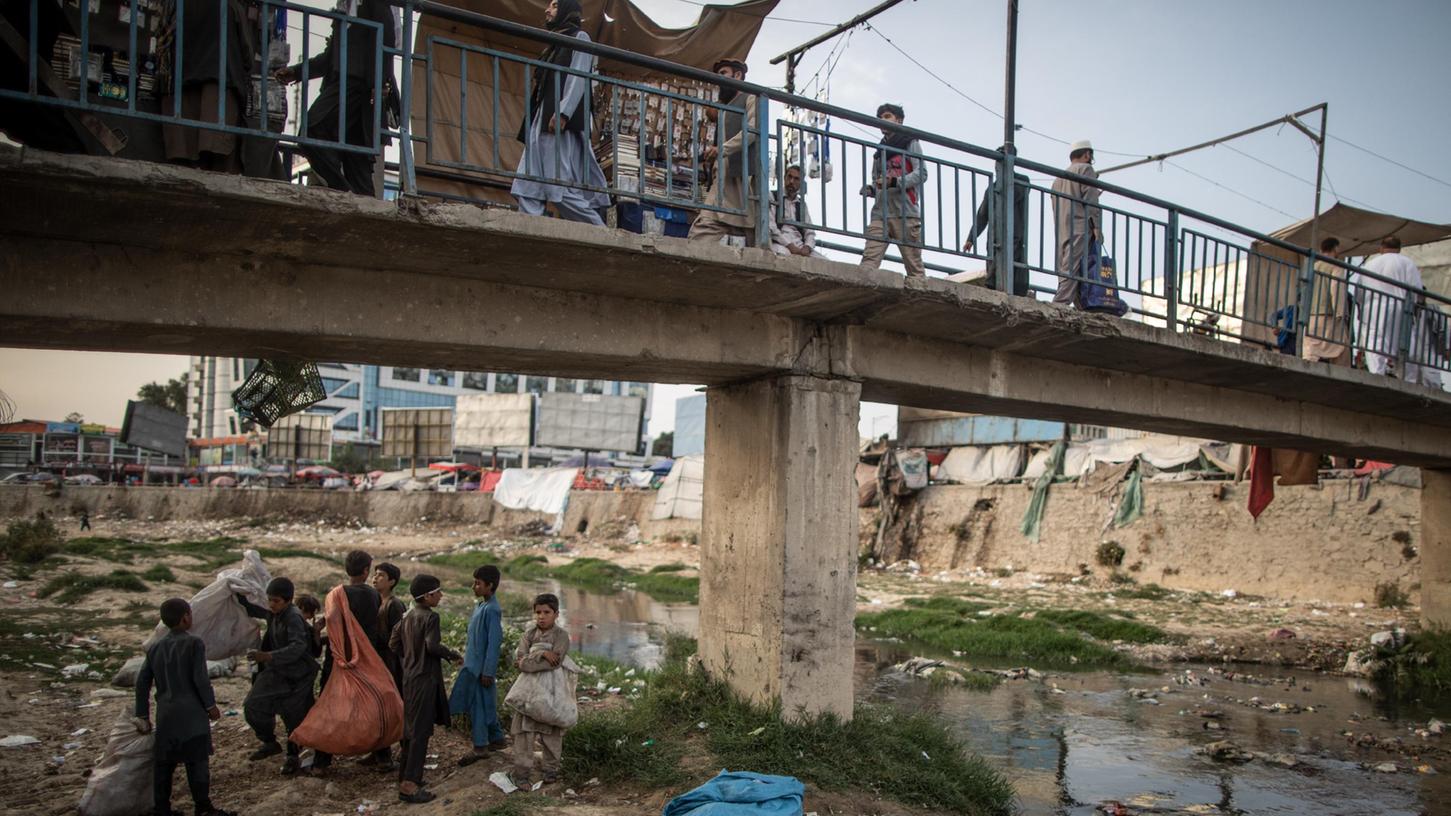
1 478 1419 604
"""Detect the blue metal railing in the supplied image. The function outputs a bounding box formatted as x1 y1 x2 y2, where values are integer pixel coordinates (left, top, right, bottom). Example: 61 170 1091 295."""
4 0 1447 381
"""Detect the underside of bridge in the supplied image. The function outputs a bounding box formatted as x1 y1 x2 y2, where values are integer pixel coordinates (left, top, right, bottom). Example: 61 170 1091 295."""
4 145 1450 716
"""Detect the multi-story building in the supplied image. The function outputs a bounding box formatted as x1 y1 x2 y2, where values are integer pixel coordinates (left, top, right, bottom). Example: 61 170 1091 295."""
187 357 654 459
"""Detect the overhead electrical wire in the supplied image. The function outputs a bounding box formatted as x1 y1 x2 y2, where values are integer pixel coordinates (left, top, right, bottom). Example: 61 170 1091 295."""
665 0 836 27
1327 134 1451 191
1163 159 1297 220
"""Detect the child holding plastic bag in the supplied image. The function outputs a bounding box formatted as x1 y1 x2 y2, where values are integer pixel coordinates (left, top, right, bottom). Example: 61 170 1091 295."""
508 593 573 785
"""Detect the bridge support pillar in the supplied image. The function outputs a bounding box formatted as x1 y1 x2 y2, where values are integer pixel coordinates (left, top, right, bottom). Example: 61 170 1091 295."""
1422 469 1451 629
699 374 861 721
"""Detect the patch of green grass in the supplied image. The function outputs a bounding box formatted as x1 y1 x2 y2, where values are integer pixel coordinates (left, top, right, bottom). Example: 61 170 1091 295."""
1 518 65 564
1033 609 1172 645
929 667 1003 692
1116 583 1173 601
1375 582 1410 609
1376 630 1451 697
432 552 699 604
648 563 689 574
37 569 148 604
62 536 151 562
857 597 1140 669
564 636 1014 813
141 564 176 583
472 795 553 816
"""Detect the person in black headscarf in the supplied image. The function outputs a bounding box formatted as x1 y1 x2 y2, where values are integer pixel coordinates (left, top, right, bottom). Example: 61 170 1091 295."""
511 0 610 224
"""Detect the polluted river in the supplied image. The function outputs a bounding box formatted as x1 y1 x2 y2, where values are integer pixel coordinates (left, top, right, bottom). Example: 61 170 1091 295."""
534 579 1443 816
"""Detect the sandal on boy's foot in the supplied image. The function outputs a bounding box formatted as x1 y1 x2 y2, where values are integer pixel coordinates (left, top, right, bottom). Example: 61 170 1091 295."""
280 756 300 776
399 789 437 804
487 739 510 752
542 771 560 784
247 742 283 761
374 759 399 774
457 752 488 767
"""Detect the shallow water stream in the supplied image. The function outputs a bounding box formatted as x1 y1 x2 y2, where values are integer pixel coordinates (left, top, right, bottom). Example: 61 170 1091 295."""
525 580 1443 815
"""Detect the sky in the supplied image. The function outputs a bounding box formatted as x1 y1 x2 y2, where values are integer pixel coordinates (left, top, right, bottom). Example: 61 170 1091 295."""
4 0 1449 438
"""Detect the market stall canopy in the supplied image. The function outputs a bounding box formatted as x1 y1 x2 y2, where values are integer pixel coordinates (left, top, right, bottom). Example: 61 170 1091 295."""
1243 203 1451 348
411 0 780 202
1267 203 1451 258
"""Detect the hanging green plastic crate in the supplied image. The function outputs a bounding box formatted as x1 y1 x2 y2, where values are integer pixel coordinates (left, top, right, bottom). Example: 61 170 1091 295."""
231 358 326 428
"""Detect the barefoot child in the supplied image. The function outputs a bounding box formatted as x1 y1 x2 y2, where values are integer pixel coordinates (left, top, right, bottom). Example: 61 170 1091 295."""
237 577 318 775
511 593 571 784
389 574 462 804
449 565 506 765
135 598 234 816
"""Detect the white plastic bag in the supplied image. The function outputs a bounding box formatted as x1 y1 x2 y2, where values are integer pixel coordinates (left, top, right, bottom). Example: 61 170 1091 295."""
504 652 580 728
78 715 153 816
112 655 238 687
143 549 271 661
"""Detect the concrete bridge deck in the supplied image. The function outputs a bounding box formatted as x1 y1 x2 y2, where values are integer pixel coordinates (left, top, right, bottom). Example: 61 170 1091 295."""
4 145 1450 718
4 145 1449 466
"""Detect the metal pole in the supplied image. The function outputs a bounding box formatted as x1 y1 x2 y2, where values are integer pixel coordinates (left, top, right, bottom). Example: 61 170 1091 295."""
1294 103 1328 358
994 0 1019 293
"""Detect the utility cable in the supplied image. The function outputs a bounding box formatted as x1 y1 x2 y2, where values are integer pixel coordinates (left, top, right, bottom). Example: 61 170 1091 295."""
1328 134 1451 190
1164 159 1297 220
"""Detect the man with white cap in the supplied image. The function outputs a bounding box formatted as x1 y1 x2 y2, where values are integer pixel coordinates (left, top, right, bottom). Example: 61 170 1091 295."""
1050 140 1103 307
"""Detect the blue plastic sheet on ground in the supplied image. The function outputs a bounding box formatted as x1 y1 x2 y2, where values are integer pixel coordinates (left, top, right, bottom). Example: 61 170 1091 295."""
662 770 805 816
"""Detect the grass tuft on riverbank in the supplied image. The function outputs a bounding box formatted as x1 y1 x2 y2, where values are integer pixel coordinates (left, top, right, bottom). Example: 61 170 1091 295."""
561 636 1016 814
1376 629 1451 697
427 552 700 604
856 596 1164 668
38 569 149 603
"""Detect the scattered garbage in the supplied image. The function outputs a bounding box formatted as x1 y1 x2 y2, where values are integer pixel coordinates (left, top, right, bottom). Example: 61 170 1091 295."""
0 735 41 748
1373 762 1400 773
1266 628 1297 640
489 771 518 794
1201 740 1253 763
2 580 18 588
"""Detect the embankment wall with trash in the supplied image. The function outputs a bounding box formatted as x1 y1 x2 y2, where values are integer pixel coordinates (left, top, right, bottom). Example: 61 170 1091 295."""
0 479 1419 605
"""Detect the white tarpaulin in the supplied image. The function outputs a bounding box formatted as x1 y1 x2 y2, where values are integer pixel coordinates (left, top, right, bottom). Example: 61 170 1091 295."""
493 467 579 516
454 393 534 449
651 454 703 520
1023 436 1212 480
936 445 1026 484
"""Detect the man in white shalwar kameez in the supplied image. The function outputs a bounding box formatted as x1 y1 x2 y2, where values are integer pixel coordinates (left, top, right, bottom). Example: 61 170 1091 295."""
1354 235 1440 385
511 0 609 225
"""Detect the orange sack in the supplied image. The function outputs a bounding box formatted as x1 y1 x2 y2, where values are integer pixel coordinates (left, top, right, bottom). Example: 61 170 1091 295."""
291 585 404 755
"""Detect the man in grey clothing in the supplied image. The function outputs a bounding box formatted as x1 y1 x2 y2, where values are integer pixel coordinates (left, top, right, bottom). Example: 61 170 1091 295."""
1050 139 1103 307
860 103 928 277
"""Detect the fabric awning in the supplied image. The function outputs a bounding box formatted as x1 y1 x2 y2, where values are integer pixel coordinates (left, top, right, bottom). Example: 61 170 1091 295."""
409 0 779 203
1267 202 1451 258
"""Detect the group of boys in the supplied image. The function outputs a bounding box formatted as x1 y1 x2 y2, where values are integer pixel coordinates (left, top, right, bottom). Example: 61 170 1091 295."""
136 550 573 814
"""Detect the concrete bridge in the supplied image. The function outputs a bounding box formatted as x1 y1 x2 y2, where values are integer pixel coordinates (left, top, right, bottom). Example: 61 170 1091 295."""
3 144 1449 718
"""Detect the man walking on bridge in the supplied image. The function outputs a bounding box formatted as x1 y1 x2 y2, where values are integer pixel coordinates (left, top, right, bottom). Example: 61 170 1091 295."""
860 104 927 278
512 0 610 225
1050 140 1103 308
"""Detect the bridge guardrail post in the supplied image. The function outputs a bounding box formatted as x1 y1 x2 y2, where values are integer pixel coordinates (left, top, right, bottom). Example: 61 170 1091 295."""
994 148 1014 294
399 0 418 196
754 93 772 249
1164 208 1179 332
1293 251 1315 358
1397 291 1417 374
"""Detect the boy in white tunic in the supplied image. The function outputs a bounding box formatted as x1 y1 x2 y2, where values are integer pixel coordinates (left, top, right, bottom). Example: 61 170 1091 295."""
511 593 572 784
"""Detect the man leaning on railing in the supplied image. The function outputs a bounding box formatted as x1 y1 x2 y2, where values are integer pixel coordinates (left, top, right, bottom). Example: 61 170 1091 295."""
511 0 609 224
859 103 927 278
274 0 398 196
688 58 759 247
1302 237 1352 367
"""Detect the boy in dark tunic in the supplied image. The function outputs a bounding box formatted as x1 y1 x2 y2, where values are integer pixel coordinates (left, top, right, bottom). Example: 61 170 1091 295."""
372 561 407 689
135 597 234 816
238 577 318 775
389 574 461 804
